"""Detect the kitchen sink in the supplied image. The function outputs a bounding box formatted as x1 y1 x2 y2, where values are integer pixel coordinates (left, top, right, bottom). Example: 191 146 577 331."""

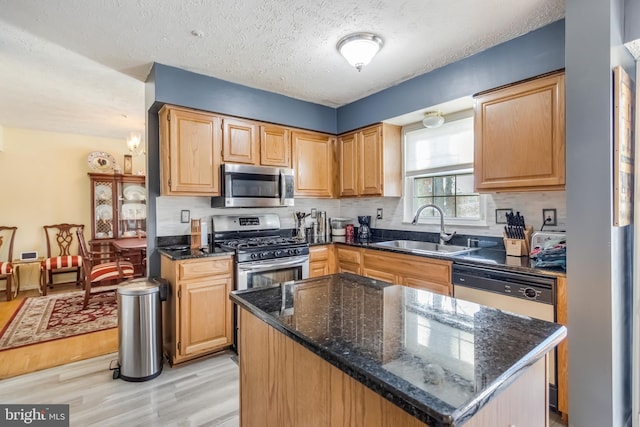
370 240 480 256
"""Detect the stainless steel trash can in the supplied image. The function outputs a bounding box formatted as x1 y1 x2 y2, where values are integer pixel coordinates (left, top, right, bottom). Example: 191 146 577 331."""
115 277 166 382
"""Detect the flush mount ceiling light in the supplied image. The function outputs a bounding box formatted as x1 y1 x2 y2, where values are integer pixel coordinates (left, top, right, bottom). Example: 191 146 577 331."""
422 111 445 128
126 131 145 156
337 32 383 72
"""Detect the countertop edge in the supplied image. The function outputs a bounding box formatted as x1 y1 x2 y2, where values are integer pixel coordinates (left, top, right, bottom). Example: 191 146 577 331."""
158 248 234 261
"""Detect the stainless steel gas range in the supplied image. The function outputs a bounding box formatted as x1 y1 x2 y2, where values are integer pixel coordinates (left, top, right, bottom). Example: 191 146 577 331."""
212 214 310 291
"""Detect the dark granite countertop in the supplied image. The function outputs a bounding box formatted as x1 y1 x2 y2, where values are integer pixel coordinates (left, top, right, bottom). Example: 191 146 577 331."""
158 245 234 260
231 273 566 427
310 237 565 278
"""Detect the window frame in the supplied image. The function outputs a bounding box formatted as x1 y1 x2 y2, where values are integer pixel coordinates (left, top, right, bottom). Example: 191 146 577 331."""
402 118 487 226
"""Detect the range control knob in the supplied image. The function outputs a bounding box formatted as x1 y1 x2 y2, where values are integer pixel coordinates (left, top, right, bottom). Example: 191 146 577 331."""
260 252 270 258
275 250 286 257
250 253 259 260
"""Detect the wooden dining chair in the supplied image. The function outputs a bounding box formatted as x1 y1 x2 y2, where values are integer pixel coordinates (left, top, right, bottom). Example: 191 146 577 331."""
76 227 134 308
0 226 17 301
41 223 84 295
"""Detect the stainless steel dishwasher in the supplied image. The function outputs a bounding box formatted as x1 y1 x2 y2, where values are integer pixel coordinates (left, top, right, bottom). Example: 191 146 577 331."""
451 263 558 408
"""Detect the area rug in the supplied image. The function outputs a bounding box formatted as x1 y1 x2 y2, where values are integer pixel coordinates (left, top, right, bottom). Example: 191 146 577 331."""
0 290 117 351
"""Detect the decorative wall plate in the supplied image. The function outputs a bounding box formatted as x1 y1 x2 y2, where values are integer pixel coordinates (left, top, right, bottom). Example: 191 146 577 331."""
87 151 117 172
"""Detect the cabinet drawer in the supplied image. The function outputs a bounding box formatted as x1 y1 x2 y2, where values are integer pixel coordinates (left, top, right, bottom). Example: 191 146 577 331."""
310 245 330 262
179 257 232 280
336 247 361 264
363 249 451 285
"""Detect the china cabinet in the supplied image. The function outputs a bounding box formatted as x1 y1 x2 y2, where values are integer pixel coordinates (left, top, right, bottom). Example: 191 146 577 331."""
88 172 146 276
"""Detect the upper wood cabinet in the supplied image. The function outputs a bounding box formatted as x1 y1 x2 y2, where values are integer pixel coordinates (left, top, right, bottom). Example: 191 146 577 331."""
292 130 336 198
260 125 291 167
338 123 401 197
159 105 222 196
222 117 259 165
473 71 565 192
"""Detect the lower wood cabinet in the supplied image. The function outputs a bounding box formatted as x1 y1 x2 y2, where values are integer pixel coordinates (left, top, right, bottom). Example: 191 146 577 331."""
239 308 426 427
309 245 334 278
361 247 452 296
161 255 234 365
335 245 362 274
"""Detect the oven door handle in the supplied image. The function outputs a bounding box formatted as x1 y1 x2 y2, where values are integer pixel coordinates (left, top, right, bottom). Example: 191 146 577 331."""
279 169 286 205
238 256 309 272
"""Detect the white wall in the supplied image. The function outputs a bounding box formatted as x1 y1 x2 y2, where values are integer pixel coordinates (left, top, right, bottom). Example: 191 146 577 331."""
155 192 566 238
0 127 147 289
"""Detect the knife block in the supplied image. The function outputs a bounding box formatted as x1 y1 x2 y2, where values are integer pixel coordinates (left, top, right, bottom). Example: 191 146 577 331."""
190 219 201 250
503 226 533 257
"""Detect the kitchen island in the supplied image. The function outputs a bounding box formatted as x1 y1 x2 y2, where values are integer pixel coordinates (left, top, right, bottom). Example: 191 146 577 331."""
230 273 566 427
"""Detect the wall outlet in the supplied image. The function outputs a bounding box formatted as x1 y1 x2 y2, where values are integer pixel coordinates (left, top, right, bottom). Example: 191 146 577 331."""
542 208 557 226
376 208 383 220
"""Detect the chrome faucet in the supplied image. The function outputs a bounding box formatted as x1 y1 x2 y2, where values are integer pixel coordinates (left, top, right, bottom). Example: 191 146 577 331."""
411 204 456 244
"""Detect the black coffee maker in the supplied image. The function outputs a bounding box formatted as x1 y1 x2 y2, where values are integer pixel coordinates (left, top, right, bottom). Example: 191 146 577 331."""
357 216 371 242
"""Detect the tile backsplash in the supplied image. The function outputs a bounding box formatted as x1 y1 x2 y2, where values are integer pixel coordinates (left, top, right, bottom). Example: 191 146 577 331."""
155 191 565 238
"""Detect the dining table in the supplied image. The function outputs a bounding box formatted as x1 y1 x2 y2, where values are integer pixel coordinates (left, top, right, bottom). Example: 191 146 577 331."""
112 237 147 277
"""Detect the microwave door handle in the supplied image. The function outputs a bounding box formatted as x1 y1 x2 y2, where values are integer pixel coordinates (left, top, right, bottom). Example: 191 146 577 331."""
279 169 286 205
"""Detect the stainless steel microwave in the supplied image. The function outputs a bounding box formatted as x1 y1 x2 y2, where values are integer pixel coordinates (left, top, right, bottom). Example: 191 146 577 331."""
211 164 295 208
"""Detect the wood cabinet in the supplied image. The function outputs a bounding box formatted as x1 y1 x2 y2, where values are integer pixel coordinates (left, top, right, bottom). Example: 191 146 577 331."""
292 130 336 198
159 105 222 196
361 249 452 295
309 245 334 278
335 245 362 274
338 123 401 198
260 125 291 167
473 70 565 192
222 117 259 165
161 255 234 365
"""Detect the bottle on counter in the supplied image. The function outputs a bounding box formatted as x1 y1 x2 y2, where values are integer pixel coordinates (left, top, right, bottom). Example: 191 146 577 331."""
318 212 326 240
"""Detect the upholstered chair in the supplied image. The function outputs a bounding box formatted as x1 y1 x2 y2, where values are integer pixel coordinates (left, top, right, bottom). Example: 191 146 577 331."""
76 227 134 308
41 223 84 295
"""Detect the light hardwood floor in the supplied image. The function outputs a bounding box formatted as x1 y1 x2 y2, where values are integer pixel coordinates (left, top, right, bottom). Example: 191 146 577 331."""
0 351 240 426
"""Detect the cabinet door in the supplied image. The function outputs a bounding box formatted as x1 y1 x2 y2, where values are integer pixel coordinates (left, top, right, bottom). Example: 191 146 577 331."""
179 276 233 356
474 71 565 191
362 267 397 284
359 126 383 196
223 117 259 164
159 106 222 195
338 132 358 197
292 131 335 198
260 125 291 167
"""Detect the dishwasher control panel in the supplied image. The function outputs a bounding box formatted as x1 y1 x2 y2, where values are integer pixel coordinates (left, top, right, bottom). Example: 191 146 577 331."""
452 264 555 305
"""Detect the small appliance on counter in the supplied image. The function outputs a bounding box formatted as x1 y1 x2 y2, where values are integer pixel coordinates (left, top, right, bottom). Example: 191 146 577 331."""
357 216 371 242
330 218 351 236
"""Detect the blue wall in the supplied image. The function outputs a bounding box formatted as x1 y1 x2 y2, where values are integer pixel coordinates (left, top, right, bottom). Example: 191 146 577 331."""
336 20 565 132
152 63 337 134
148 20 565 135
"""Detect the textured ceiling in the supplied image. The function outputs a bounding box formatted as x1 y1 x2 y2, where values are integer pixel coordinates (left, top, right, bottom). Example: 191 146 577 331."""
0 0 564 140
